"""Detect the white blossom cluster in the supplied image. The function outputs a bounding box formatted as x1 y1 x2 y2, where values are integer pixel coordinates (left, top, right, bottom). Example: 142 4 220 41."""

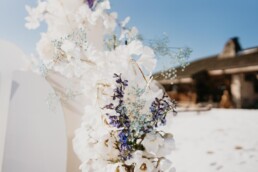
26 0 176 171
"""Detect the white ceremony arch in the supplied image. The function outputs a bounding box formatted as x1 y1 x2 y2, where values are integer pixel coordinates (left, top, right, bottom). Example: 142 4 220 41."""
0 41 67 172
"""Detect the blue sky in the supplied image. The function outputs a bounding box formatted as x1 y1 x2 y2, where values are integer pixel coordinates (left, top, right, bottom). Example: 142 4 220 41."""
0 0 258 71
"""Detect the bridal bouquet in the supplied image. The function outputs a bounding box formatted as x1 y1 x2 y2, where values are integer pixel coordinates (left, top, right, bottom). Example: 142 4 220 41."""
25 0 181 171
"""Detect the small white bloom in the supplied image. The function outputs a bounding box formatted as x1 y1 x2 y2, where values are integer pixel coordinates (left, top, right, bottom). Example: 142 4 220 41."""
95 134 120 161
119 27 138 42
137 46 157 73
125 151 155 172
61 40 76 54
157 133 175 157
76 4 96 25
25 1 47 29
127 40 143 56
97 0 111 10
36 33 55 61
158 158 173 171
103 12 118 32
105 163 122 172
119 29 129 41
121 16 130 28
128 27 139 40
142 132 164 155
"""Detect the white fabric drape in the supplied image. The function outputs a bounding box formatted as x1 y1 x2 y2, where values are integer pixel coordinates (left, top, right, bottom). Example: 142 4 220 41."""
46 71 86 172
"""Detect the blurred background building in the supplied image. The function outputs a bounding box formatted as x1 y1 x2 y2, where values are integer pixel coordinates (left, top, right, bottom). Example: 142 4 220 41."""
154 37 258 109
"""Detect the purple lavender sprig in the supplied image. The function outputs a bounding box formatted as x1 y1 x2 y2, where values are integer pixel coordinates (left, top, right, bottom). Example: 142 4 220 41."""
149 94 177 128
103 73 176 161
103 74 131 161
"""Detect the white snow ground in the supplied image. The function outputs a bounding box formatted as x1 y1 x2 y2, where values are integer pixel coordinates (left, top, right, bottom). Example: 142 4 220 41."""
166 109 258 172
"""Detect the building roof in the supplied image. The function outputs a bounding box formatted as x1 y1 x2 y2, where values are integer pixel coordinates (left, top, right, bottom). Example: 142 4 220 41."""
154 39 258 81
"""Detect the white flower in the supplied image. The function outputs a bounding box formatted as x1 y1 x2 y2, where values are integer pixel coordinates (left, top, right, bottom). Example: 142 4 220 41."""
25 1 47 29
61 40 75 53
73 105 110 165
103 12 118 32
73 126 98 162
60 40 79 60
119 29 129 41
80 159 110 172
128 27 139 40
142 132 175 158
120 26 139 41
137 46 157 74
95 134 120 161
76 4 96 25
127 40 143 56
157 133 175 157
125 151 155 172
59 0 83 12
121 17 130 28
105 163 123 172
53 60 85 78
142 132 164 155
158 158 173 171
96 0 111 11
36 33 55 61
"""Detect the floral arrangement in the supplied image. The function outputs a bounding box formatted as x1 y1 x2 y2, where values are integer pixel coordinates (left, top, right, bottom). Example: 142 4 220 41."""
71 67 177 171
25 0 187 171
97 73 176 171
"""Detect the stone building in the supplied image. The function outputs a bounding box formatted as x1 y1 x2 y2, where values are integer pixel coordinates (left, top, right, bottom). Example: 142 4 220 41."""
154 37 258 109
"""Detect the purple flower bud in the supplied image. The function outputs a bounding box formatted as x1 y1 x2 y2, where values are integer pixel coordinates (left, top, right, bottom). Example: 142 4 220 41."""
119 132 128 143
85 0 94 9
103 103 114 109
121 143 129 151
